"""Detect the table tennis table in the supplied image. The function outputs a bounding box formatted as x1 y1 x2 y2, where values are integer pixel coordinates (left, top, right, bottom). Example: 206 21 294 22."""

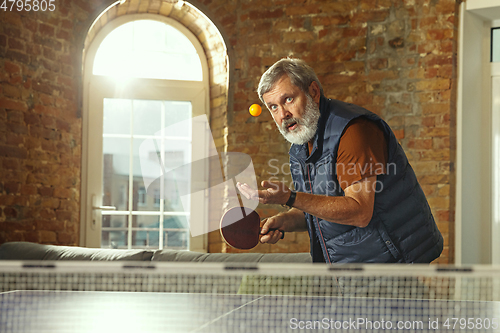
2 289 500 332
2 261 500 332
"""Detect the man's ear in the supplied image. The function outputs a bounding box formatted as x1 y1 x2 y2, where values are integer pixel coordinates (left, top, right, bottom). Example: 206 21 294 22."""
308 81 321 104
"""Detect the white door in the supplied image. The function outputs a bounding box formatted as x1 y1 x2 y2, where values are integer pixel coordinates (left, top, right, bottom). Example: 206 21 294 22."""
492 72 500 263
85 77 207 250
492 24 500 264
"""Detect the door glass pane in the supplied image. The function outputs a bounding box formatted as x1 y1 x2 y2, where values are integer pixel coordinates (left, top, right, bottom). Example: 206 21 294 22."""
101 98 192 250
101 215 128 249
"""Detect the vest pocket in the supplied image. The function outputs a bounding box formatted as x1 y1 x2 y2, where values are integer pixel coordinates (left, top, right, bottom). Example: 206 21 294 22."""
375 218 403 260
326 223 399 263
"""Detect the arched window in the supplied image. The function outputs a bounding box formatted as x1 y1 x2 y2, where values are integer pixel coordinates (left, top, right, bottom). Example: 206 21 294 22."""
81 15 209 252
93 20 203 81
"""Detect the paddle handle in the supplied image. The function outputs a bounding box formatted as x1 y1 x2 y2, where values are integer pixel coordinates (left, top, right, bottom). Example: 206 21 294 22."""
261 228 285 239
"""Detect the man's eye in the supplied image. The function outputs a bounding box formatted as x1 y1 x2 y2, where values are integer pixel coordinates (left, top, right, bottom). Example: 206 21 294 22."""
286 97 293 103
270 105 278 112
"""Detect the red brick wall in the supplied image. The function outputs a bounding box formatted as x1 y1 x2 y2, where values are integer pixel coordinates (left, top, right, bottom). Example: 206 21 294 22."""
0 0 458 264
0 0 114 245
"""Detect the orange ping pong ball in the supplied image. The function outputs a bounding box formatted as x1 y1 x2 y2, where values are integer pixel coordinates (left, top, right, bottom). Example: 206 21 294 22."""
249 104 262 117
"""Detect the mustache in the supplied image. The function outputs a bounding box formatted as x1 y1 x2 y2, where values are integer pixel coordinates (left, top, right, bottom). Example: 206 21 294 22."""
281 117 301 131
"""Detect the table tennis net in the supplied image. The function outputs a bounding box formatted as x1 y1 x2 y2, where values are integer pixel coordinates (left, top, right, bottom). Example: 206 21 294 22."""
2 262 500 332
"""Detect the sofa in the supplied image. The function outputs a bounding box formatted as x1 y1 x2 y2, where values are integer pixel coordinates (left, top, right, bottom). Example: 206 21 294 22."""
0 241 312 263
0 242 318 295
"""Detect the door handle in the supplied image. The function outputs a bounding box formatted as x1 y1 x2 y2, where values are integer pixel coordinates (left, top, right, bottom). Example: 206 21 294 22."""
92 205 117 211
91 194 116 230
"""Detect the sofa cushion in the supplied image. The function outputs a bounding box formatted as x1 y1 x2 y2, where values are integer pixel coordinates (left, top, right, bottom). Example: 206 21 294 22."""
151 249 312 263
0 242 154 261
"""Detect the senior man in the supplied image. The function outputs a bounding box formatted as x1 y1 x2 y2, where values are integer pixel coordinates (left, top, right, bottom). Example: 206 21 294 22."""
237 58 443 263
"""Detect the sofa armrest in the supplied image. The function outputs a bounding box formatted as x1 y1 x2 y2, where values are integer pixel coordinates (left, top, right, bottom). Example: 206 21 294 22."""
0 242 154 261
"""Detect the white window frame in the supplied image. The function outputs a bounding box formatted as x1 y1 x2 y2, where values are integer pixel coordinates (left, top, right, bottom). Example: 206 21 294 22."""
81 14 209 252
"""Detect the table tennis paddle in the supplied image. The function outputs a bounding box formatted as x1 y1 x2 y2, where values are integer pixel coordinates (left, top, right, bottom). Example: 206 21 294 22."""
220 206 284 250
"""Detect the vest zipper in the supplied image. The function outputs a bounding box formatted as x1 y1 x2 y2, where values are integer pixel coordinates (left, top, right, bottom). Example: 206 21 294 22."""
306 163 331 264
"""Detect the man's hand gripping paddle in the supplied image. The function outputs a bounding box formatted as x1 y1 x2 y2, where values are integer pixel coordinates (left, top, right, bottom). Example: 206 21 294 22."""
220 206 284 250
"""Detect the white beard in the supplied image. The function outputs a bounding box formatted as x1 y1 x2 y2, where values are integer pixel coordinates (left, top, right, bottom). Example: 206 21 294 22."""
275 94 320 145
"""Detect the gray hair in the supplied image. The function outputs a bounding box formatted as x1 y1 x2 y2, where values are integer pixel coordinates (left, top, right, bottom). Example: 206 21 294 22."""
257 58 324 103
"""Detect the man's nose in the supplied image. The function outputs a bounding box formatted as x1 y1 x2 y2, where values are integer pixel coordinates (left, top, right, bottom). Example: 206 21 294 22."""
279 105 292 120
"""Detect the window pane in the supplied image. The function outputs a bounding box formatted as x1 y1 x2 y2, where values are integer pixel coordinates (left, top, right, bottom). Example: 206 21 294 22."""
93 20 203 81
103 99 131 135
164 215 189 250
133 100 162 136
133 138 160 212
134 215 161 248
103 137 130 210
164 101 192 137
162 140 191 213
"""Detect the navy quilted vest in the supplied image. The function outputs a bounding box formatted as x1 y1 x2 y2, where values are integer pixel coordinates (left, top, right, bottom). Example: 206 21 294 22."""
289 97 443 263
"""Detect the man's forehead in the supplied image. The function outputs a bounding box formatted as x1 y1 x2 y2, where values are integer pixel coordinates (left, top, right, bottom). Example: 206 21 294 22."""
263 75 299 101
271 74 294 90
